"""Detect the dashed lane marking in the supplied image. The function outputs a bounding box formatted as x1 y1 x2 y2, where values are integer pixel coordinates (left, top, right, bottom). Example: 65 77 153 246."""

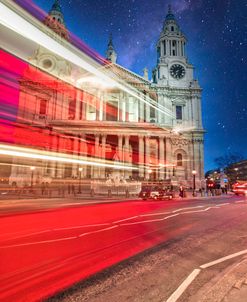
0 206 217 248
1 201 239 246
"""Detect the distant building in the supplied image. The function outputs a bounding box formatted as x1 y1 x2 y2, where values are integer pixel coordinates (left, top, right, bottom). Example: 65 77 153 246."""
225 160 247 183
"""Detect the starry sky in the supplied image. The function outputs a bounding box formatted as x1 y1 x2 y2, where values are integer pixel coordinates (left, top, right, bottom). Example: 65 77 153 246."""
30 0 247 171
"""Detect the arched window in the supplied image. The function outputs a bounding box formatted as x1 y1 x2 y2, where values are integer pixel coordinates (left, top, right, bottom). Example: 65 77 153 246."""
177 153 183 166
171 26 174 31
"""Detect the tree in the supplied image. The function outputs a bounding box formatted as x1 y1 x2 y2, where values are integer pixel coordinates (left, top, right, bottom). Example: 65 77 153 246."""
214 152 244 170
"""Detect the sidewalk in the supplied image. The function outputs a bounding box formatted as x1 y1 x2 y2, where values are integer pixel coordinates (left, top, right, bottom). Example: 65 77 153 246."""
192 257 247 302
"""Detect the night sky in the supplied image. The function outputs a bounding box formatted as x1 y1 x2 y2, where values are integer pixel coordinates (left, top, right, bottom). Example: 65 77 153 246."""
31 0 247 171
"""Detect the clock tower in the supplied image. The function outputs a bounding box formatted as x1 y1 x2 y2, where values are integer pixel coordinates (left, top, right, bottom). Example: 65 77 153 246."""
152 5 195 88
151 5 205 186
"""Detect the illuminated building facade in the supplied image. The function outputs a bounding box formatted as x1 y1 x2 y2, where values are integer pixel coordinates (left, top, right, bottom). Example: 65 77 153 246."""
7 1 205 187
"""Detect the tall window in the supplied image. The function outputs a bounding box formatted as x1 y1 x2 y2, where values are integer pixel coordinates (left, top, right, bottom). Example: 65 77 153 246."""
68 99 76 120
150 106 155 119
39 99 47 115
177 153 183 166
176 105 182 120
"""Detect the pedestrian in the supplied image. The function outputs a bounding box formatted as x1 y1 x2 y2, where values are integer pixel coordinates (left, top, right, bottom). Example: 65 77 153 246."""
179 186 184 198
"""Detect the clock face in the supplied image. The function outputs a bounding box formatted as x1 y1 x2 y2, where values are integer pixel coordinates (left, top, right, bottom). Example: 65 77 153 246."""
170 64 186 79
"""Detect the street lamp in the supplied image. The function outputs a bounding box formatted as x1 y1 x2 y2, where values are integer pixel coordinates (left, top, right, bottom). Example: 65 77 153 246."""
78 167 83 194
192 170 197 197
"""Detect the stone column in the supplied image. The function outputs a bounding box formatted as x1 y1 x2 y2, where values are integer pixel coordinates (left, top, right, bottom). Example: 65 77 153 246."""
50 134 57 178
75 90 81 120
123 135 130 179
95 91 101 121
160 41 164 57
138 135 145 178
199 140 204 185
118 135 123 161
93 134 100 178
145 136 150 179
165 137 172 179
95 134 100 158
124 135 130 163
72 137 79 178
187 137 193 183
139 96 144 122
145 100 150 123
99 94 104 121
101 135 106 179
125 95 129 122
159 136 165 180
57 135 64 178
80 134 87 178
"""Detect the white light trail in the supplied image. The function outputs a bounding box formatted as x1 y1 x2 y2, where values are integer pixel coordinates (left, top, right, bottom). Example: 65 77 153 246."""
0 144 137 171
0 0 175 119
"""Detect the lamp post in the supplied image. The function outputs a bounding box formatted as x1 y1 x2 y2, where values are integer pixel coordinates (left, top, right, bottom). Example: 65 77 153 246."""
192 170 197 197
78 167 83 194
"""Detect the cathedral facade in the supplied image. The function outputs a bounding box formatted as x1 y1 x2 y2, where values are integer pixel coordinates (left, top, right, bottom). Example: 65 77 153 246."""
9 1 205 188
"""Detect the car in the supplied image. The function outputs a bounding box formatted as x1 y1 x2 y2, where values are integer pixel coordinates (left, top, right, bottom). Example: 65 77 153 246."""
232 182 247 196
139 186 173 200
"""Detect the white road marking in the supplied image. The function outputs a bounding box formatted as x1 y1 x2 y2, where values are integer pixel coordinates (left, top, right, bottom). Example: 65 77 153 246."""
121 207 218 226
166 269 201 302
216 202 230 206
200 249 247 269
115 216 138 223
53 223 111 231
165 248 247 302
235 200 245 203
78 225 118 237
0 226 119 248
0 236 77 248
140 211 170 217
172 206 204 213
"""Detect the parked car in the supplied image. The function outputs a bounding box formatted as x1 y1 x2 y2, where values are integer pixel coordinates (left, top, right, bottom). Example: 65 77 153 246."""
139 185 173 200
232 182 247 196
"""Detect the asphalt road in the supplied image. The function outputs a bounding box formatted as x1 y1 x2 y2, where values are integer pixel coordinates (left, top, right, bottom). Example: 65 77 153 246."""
0 194 246 302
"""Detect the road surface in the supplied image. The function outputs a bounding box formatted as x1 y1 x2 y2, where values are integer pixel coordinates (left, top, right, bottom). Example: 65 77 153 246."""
0 194 246 302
